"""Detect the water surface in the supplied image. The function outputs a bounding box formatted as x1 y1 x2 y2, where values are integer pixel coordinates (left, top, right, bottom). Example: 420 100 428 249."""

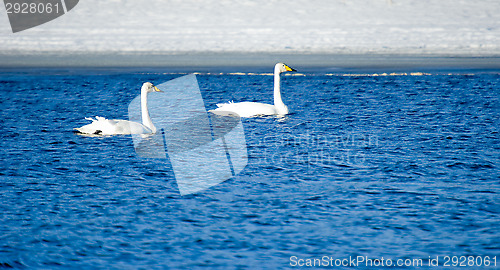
0 68 498 269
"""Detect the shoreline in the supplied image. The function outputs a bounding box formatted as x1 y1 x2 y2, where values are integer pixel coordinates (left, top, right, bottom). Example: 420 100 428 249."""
1 51 500 71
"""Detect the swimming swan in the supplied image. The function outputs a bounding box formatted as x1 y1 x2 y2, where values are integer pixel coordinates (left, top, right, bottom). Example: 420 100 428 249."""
210 63 296 117
75 82 162 135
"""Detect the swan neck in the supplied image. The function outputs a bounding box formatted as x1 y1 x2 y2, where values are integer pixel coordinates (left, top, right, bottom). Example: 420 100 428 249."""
274 69 283 105
273 68 287 114
141 89 156 133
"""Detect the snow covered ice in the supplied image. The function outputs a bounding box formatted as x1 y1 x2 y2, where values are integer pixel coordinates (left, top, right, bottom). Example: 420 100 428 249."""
1 0 499 66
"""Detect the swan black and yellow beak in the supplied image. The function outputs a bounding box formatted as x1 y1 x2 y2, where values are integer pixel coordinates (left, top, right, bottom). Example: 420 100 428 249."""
285 64 297 72
154 86 163 92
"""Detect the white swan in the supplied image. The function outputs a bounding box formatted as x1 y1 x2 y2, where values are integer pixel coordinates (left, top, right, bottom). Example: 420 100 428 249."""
209 63 296 117
75 82 162 135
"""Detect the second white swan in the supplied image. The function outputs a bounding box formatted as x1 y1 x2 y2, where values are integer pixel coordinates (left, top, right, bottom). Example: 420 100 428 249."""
210 63 296 117
75 82 162 135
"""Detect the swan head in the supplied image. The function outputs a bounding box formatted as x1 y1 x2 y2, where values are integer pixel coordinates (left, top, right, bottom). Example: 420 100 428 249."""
141 82 162 93
275 63 297 74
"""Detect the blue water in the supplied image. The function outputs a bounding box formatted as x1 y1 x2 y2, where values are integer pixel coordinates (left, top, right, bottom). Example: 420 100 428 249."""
0 68 499 269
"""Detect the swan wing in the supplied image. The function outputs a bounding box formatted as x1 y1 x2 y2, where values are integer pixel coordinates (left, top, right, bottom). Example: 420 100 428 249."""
112 120 152 135
75 117 152 135
210 102 277 117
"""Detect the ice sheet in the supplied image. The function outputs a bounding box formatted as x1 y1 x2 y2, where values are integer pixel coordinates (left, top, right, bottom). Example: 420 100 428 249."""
0 0 499 58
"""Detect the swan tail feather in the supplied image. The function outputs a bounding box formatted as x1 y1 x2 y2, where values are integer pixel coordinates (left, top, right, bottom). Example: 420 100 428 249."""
216 100 234 108
75 116 110 134
84 116 108 122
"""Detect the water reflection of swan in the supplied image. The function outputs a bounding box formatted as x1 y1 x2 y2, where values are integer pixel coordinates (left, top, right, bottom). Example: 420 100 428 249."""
210 63 296 117
75 82 162 135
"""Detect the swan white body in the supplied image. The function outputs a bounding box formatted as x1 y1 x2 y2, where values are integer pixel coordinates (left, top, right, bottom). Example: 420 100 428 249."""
210 63 296 117
75 82 162 135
